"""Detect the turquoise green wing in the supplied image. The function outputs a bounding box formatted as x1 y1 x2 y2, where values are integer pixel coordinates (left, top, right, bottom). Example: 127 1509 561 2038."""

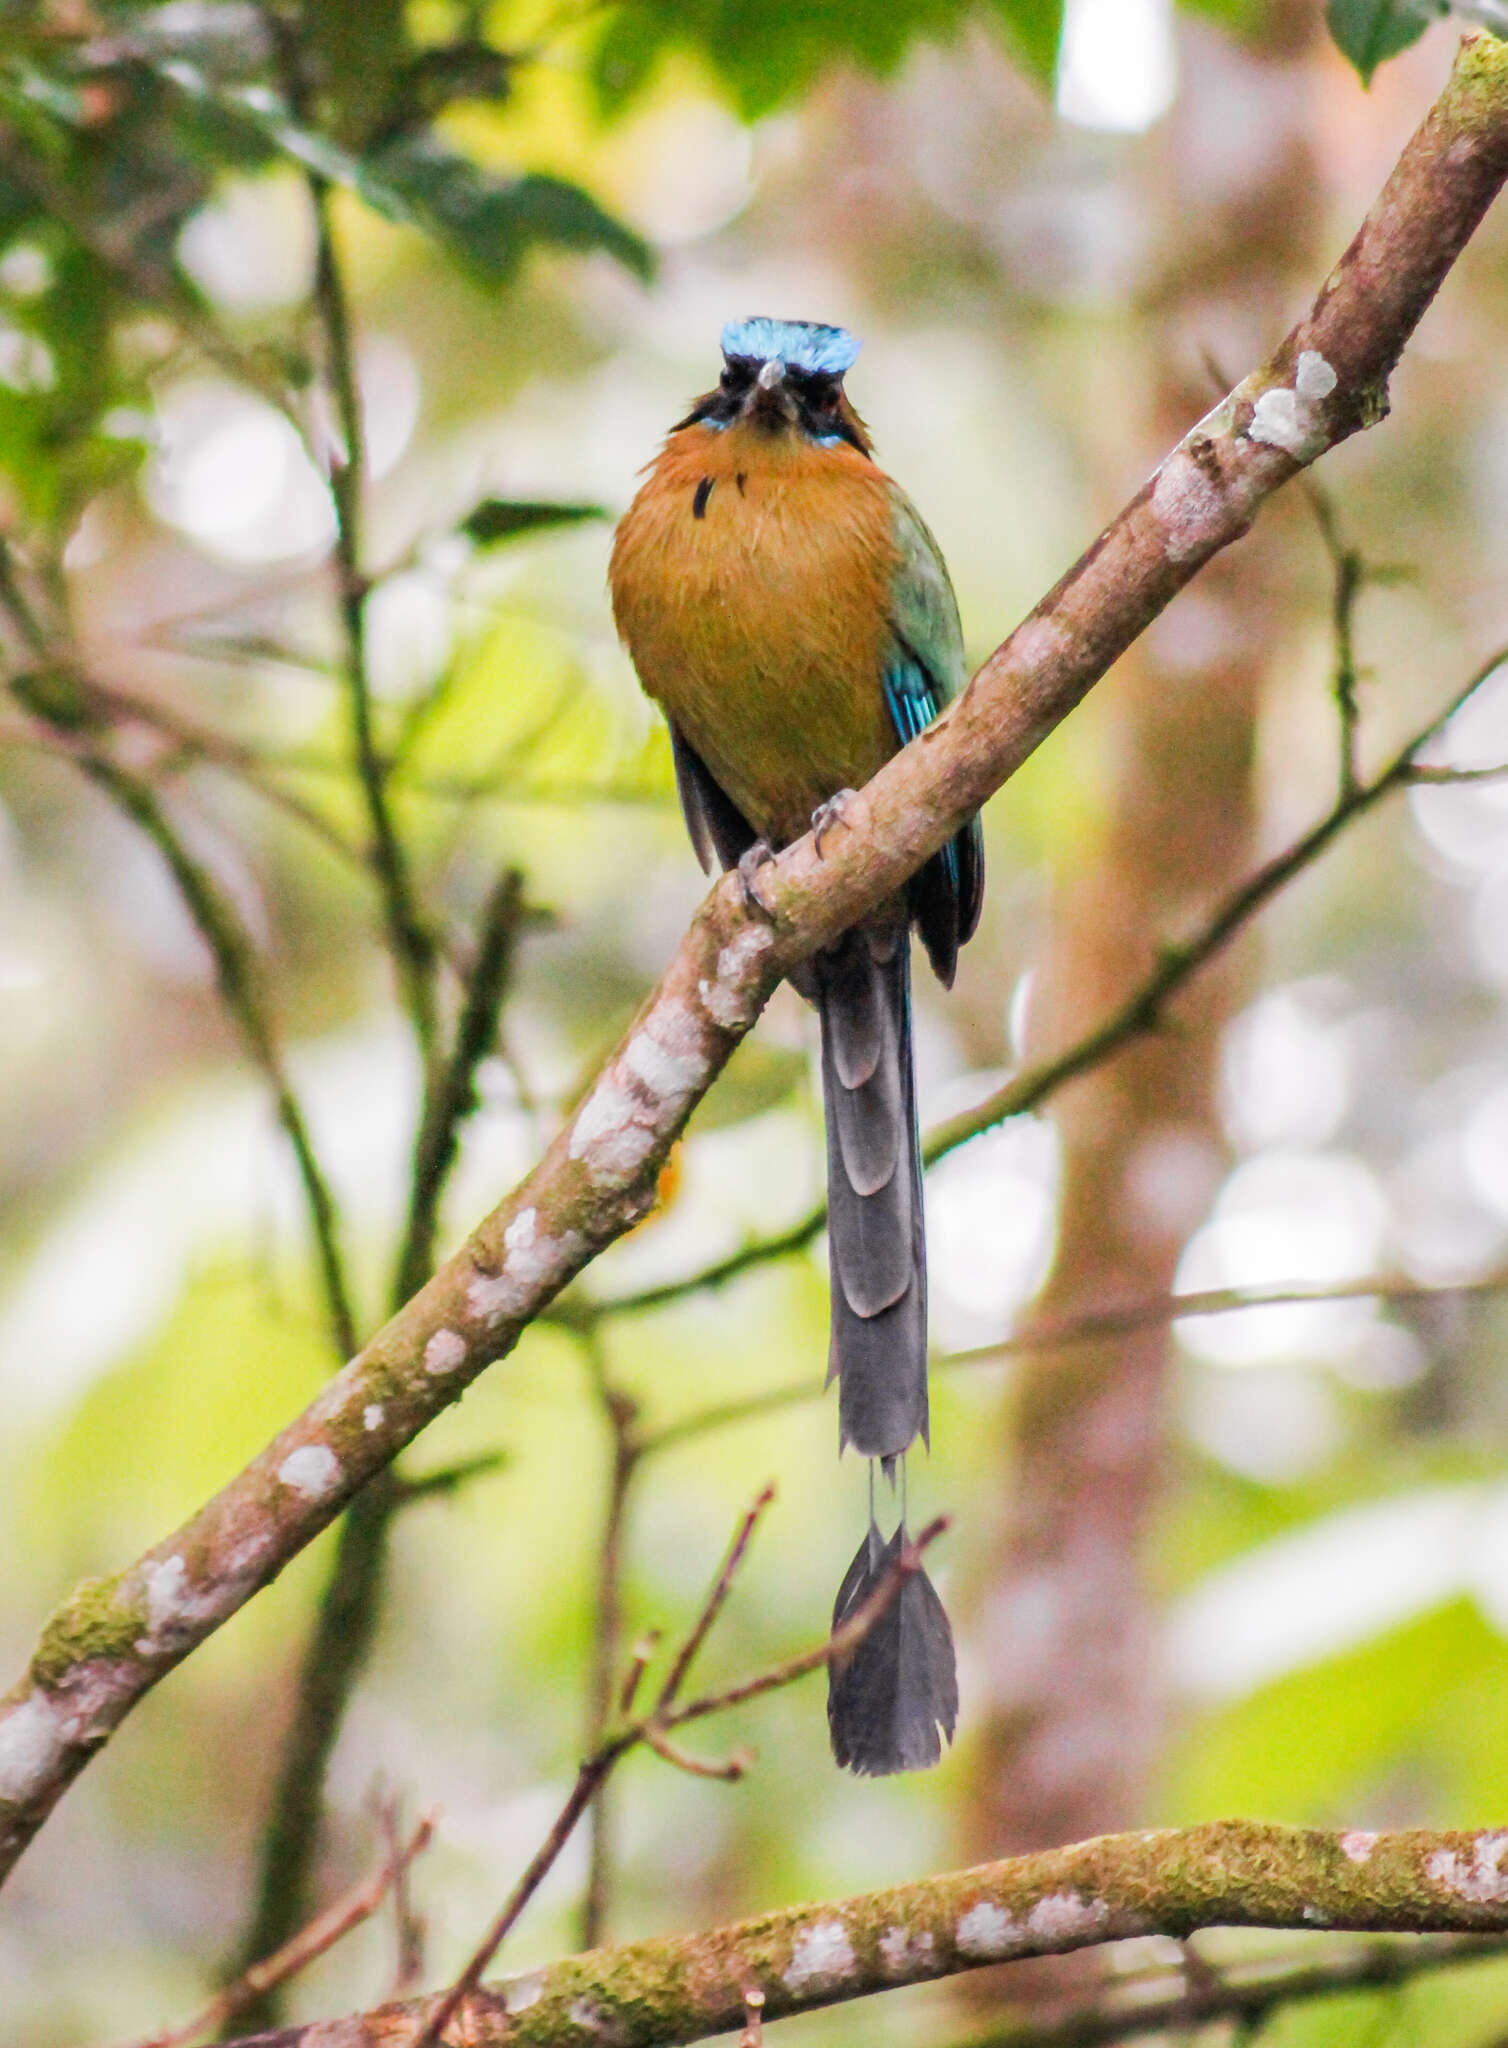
882 485 984 982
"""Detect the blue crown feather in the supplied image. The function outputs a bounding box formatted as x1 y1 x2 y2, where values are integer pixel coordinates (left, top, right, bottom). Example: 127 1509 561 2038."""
720 317 861 376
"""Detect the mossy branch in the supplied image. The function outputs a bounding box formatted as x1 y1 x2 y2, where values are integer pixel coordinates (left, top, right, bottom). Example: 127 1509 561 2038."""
223 1822 1508 2047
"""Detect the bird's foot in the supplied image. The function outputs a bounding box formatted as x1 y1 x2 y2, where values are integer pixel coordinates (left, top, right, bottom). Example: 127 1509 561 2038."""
736 840 778 920
811 788 859 859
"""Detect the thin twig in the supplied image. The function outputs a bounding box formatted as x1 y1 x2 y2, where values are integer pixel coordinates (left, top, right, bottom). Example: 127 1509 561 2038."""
1302 476 1369 798
665 1516 947 1734
579 1358 642 1950
393 867 527 1307
654 1484 776 1711
123 1811 434 2048
641 1721 751 1781
0 547 361 1361
955 1933 1508 2048
634 1265 1508 1453
77 755 361 1358
309 173 438 1058
412 1507 945 2048
390 1450 509 1505
78 679 374 873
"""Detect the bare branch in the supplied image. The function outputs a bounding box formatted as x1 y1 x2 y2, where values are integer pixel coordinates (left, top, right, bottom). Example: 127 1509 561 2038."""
412 1495 932 2048
123 1810 434 2048
654 1485 776 1711
635 1265 1508 1454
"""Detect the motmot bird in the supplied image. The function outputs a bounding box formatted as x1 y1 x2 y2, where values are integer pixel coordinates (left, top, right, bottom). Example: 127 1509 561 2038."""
609 318 984 1774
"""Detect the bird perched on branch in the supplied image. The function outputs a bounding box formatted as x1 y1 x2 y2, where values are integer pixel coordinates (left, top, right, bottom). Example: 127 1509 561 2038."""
610 317 983 1774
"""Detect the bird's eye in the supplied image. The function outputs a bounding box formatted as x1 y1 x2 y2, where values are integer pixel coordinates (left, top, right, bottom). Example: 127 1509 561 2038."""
789 369 838 410
719 359 755 393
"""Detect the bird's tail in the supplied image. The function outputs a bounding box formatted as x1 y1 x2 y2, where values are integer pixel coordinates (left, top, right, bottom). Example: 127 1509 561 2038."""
814 922 927 1463
814 923 958 1776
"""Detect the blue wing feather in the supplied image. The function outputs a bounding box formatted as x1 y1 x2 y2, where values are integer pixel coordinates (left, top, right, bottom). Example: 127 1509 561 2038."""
883 657 959 900
881 487 983 981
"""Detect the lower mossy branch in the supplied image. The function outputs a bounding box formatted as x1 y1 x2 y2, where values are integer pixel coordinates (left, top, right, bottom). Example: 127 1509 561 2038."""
4 30 1508 1891
224 1822 1508 2047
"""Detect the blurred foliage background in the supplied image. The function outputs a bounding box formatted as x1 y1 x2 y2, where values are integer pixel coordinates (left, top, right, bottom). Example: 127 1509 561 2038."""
8 1 1508 2043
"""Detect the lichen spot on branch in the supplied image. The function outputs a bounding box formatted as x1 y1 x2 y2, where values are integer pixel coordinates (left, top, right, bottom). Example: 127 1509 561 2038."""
571 1002 710 1192
1248 350 1338 460
0 1690 66 1801
276 1444 342 1501
1428 1832 1508 1903
423 1328 468 1376
1151 442 1229 565
955 1901 1021 1960
699 921 774 1032
1342 1830 1378 1864
502 1973 544 2015
1026 1892 1111 1948
135 1555 193 1654
622 1006 709 1106
467 1211 584 1332
879 1925 937 1976
783 1919 857 1995
570 1996 627 2037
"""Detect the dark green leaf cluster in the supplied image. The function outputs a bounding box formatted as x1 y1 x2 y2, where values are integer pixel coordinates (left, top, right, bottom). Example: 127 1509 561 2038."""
0 3 653 535
590 0 1066 120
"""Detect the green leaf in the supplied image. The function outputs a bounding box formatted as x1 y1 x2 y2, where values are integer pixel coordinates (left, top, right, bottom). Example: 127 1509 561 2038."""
460 498 609 545
361 134 654 285
1325 0 1441 84
137 58 653 284
990 0 1065 87
591 0 1042 121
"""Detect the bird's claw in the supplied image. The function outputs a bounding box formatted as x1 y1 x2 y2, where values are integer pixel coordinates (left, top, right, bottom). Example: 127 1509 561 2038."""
737 841 778 920
811 789 858 859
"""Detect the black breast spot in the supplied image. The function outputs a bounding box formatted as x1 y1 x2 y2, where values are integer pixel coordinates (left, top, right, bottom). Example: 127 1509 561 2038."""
736 472 747 496
692 476 715 519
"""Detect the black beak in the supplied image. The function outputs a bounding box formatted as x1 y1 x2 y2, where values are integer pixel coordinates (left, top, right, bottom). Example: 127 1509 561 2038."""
745 357 796 427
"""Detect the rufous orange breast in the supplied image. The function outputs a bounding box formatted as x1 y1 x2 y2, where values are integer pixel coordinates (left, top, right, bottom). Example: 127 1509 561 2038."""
610 416 901 848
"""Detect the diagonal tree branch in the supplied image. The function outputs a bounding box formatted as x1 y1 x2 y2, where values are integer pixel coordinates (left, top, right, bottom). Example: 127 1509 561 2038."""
221 1821 1508 2047
570 633 1508 1328
3 29 1508 1891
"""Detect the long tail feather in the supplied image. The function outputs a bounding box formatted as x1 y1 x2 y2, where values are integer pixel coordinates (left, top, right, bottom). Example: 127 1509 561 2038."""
828 1517 958 1776
815 925 927 1460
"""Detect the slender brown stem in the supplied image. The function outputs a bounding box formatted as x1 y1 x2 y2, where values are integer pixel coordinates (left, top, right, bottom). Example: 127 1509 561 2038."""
579 1370 642 1951
0 636 360 1362
126 1811 434 2048
655 1485 776 1710
310 178 438 1059
413 1509 944 2048
952 1934 1508 2048
633 1265 1508 1454
394 868 526 1307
